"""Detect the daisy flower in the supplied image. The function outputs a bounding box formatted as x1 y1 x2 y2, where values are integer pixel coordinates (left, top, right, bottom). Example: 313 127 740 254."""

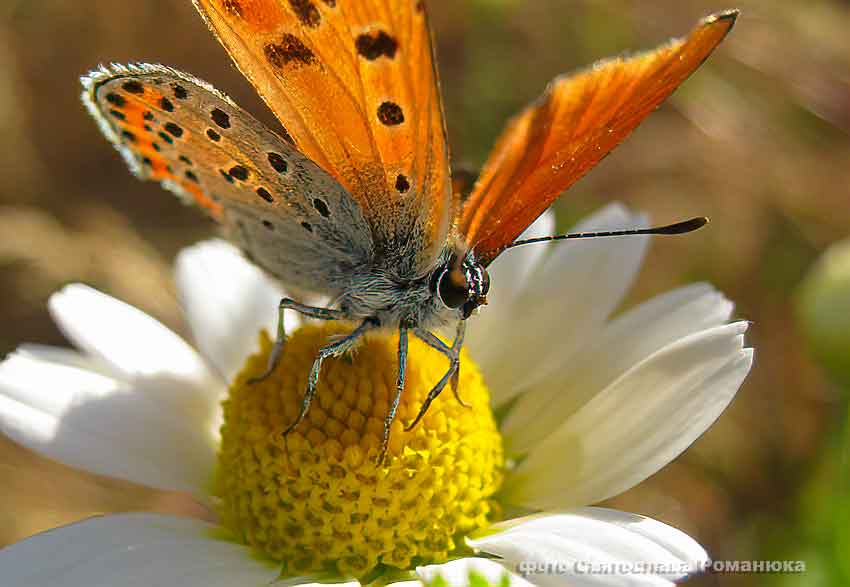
0 203 752 587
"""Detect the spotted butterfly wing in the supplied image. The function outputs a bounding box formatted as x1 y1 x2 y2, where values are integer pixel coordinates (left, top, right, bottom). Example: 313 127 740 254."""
192 0 452 272
461 11 738 265
82 63 372 295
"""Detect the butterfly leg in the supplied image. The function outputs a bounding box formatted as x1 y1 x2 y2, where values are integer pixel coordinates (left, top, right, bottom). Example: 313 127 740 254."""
378 323 409 463
249 298 347 384
449 323 468 405
283 318 377 437
405 321 468 431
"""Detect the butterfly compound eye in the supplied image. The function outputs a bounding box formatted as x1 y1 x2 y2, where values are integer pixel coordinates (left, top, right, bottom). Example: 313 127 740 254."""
436 266 470 310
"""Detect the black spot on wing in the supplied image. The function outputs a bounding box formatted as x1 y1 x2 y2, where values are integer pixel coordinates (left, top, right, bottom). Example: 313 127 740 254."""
173 84 188 99
268 152 288 173
377 101 404 126
160 97 174 112
207 129 221 142
395 174 410 193
229 165 249 181
356 31 398 60
106 93 126 107
122 81 144 94
164 122 184 138
256 187 274 203
265 34 317 67
211 108 230 129
289 0 320 27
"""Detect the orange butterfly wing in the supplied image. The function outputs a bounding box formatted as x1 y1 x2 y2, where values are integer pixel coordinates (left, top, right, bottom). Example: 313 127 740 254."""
192 0 451 268
460 10 738 265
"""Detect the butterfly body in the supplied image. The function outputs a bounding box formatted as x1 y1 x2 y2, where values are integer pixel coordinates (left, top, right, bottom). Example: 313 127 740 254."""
334 259 448 328
82 1 737 459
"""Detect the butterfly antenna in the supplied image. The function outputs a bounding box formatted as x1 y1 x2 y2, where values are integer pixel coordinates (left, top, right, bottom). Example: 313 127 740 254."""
504 217 709 251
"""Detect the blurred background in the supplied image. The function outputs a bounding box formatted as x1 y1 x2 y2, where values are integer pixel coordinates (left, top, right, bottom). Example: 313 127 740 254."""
1 0 848 585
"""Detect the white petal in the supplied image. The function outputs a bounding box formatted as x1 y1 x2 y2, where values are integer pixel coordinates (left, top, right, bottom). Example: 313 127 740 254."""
15 344 118 378
481 204 649 407
503 323 752 510
570 508 708 572
502 284 734 454
0 514 279 587
175 240 292 382
466 211 555 370
0 352 216 494
468 508 708 587
417 557 532 587
48 284 213 385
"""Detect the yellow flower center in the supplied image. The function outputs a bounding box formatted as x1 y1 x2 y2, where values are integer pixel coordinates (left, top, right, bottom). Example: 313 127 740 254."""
214 323 504 580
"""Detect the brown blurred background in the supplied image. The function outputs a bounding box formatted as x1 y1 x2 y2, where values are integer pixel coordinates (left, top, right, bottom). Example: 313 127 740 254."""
1 1 849 585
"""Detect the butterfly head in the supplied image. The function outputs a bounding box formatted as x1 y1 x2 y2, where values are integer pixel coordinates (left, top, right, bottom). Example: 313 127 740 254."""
432 253 490 320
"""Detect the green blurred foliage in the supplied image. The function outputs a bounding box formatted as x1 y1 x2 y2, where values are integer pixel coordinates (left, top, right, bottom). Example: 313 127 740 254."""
773 239 850 587
0 1 848 585
758 404 850 587
797 238 850 388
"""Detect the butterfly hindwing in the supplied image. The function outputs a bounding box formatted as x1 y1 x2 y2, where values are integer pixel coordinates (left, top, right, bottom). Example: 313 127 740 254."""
460 11 737 265
192 0 452 271
82 63 373 295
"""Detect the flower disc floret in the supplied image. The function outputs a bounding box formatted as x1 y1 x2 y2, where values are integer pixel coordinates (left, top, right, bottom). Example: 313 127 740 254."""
215 323 504 579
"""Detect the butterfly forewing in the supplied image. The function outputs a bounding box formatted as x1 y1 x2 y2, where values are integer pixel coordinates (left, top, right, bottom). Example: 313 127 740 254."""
460 11 737 265
192 0 452 270
82 63 373 295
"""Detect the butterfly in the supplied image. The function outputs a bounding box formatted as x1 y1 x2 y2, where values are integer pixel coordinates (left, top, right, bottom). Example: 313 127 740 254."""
81 1 736 459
